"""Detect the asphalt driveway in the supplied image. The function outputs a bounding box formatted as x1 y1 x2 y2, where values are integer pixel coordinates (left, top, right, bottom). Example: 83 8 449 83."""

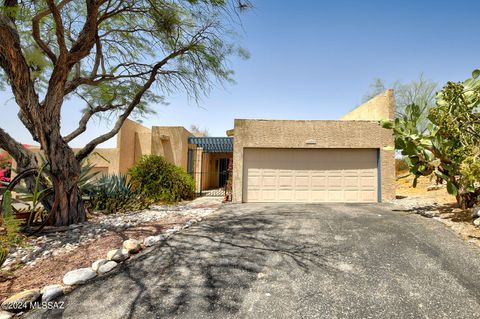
29 203 480 319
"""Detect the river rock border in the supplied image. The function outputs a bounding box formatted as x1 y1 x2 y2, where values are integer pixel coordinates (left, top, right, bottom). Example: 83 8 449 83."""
0 217 202 317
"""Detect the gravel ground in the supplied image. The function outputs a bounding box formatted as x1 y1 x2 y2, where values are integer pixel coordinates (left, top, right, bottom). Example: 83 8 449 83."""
1 197 222 272
392 179 480 248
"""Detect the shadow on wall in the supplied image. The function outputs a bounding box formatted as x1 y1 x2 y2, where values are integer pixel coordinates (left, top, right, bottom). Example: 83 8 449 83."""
42 207 339 318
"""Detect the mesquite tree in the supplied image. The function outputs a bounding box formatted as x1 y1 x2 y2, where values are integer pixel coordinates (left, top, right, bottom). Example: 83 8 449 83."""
0 0 249 225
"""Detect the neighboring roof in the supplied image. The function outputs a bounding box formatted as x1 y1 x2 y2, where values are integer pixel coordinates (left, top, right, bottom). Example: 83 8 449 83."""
188 137 233 153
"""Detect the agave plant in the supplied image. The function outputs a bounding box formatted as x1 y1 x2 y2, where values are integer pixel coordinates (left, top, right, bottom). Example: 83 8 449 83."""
85 174 148 214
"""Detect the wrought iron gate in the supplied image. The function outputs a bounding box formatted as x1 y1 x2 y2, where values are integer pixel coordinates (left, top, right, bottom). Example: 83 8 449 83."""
187 137 233 199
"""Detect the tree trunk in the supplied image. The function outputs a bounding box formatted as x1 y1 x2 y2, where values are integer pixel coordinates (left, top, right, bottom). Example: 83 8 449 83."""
45 136 86 226
456 192 478 209
51 176 85 226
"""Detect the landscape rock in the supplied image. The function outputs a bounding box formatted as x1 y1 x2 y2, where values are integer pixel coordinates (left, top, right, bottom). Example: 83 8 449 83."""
473 218 480 227
123 239 142 254
420 210 438 218
2 199 218 273
0 310 14 319
143 235 164 247
1 289 40 312
91 259 108 272
41 285 64 302
63 268 96 285
97 261 117 275
107 249 129 262
472 206 480 218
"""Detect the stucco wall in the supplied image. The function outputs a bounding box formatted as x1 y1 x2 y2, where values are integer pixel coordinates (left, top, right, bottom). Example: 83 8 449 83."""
117 119 152 173
9 120 194 178
22 147 119 177
232 119 395 203
340 90 394 121
151 126 191 170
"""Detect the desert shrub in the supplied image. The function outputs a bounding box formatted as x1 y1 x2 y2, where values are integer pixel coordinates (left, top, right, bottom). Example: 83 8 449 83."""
85 174 149 214
129 155 195 203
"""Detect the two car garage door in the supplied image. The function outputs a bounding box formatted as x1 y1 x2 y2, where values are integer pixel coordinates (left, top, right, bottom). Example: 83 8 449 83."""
243 148 379 203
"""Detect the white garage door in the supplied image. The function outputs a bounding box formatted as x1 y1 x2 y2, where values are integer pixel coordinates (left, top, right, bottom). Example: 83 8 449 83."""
243 148 378 203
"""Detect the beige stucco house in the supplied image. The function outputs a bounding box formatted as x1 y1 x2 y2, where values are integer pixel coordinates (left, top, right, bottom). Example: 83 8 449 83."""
69 90 394 204
13 90 392 202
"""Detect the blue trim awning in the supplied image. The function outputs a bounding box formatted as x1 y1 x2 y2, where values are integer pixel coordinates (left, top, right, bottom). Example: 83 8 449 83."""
188 137 233 153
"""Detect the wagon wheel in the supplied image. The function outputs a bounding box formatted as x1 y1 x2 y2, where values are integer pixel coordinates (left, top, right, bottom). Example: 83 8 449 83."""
0 168 58 235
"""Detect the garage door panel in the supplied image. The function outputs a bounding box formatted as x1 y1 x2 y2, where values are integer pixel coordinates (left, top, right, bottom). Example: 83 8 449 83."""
278 190 293 201
248 176 261 187
262 176 277 187
244 148 378 203
310 190 327 201
344 191 359 202
328 176 343 187
278 176 294 187
311 176 327 187
360 177 376 187
294 176 310 187
247 189 260 201
328 191 344 201
344 176 359 187
359 191 376 202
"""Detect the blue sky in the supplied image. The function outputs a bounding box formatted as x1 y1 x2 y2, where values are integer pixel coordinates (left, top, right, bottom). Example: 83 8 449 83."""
1 0 479 147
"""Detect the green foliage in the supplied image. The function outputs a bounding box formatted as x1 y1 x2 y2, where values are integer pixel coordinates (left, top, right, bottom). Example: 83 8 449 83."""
85 174 149 214
0 191 26 263
381 70 480 208
1 190 12 217
0 247 8 268
14 159 99 200
2 0 250 119
129 155 195 203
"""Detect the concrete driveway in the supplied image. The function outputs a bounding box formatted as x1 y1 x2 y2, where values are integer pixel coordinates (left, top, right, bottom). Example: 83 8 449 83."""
29 203 480 319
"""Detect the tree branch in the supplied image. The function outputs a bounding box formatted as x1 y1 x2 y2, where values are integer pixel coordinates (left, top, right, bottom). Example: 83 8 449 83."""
67 0 100 66
31 0 73 63
76 46 191 161
0 128 37 171
0 14 42 141
64 102 119 143
46 0 68 59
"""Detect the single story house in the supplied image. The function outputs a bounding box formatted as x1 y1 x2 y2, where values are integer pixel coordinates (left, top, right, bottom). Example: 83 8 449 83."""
81 90 395 203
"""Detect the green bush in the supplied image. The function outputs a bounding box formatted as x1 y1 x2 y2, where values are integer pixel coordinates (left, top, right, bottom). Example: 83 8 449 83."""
129 155 195 203
85 174 149 214
0 191 26 267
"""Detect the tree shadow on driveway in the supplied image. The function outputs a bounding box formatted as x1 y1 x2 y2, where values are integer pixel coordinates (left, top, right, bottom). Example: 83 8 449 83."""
34 206 340 319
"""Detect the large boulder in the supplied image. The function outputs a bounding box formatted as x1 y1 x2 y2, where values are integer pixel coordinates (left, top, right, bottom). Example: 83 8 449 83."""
1 289 40 312
123 239 142 254
107 249 129 262
41 285 65 302
63 268 96 285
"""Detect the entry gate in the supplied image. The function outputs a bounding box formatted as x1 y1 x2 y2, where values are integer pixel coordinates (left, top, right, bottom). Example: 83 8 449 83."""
187 137 233 199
